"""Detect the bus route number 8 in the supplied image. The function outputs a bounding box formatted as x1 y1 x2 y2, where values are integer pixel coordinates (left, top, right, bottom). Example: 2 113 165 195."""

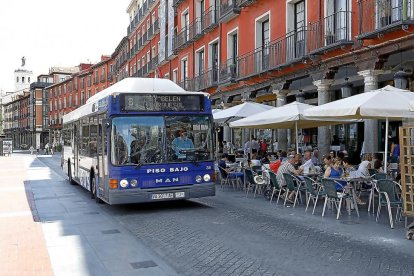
128 97 134 107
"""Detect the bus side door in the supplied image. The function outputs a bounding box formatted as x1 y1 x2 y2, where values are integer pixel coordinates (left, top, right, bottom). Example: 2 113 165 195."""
73 122 80 180
97 115 109 201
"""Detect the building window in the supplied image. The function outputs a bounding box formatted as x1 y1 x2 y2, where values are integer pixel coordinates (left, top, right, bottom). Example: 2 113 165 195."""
16 77 19 83
22 77 25 83
181 58 188 84
209 41 219 83
195 49 205 76
173 69 178 83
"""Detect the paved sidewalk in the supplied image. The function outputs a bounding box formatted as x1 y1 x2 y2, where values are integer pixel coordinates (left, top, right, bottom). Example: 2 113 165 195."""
1 153 178 276
0 155 53 275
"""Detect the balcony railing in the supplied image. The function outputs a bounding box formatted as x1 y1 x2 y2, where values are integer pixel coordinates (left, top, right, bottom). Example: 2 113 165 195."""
202 6 219 33
358 0 414 39
308 10 354 54
178 78 195 91
193 68 219 91
173 27 191 52
219 0 241 23
100 74 106 82
172 0 185 8
238 0 257 7
237 28 310 80
219 58 238 84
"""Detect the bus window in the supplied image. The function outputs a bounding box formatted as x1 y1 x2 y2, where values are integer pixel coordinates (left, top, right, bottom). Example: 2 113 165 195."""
111 116 165 166
89 116 98 157
165 115 213 162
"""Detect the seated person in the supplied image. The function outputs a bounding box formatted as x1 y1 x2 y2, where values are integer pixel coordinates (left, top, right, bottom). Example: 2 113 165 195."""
219 153 244 180
276 155 303 202
300 150 315 173
324 158 346 191
250 149 261 167
293 153 302 170
269 151 287 173
357 154 372 178
172 129 194 159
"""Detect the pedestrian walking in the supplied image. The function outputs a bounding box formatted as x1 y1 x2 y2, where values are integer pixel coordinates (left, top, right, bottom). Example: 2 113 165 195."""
29 145 35 155
45 143 50 155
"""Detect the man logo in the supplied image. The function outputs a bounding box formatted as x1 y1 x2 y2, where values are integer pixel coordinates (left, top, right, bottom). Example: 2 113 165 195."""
92 103 97 112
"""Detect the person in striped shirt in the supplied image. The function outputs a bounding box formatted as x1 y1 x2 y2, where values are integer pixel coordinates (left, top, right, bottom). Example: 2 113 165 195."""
276 155 303 202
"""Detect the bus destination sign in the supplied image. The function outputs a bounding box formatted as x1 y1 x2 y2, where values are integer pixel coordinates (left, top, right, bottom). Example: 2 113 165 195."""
121 94 204 112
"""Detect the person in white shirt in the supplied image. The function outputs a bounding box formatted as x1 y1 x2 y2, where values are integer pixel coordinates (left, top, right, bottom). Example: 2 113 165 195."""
300 150 315 173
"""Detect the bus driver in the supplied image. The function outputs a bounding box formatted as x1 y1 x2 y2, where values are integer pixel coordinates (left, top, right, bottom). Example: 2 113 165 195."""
172 129 194 159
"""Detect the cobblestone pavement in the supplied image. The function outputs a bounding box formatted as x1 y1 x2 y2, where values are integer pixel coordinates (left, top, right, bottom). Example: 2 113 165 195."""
40 154 414 276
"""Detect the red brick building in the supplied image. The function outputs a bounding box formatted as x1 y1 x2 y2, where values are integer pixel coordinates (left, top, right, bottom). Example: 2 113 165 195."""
43 0 414 157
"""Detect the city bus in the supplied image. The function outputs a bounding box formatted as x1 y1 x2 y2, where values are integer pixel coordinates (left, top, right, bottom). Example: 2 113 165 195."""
61 78 215 204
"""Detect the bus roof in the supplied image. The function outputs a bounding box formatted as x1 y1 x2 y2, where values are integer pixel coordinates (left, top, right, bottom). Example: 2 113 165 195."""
86 77 208 104
63 78 209 124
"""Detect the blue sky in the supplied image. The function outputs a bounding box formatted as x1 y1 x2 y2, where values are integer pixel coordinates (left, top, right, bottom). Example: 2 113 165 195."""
0 0 130 92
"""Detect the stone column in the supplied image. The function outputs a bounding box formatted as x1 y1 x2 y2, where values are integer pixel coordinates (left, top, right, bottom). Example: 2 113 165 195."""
313 79 334 158
274 90 289 151
357 70 382 154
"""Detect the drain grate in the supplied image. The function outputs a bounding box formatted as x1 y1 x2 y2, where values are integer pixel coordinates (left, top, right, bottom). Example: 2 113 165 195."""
130 260 158 269
340 221 360 225
84 211 99 215
101 229 121 234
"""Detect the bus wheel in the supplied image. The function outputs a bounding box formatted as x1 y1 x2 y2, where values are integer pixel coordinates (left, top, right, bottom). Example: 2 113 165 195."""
68 162 76 185
90 176 103 204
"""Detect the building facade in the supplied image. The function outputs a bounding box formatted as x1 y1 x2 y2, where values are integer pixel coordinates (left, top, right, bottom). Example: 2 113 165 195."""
42 0 414 159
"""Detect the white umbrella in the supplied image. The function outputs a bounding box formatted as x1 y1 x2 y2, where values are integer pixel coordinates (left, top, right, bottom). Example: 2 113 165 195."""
304 85 414 172
230 101 357 153
213 102 275 123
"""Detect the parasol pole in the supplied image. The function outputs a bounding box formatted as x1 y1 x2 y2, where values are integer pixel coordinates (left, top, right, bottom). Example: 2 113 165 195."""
295 121 299 154
384 117 389 173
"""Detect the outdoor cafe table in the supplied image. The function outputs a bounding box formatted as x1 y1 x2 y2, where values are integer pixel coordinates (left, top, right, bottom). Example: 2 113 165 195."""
338 176 373 217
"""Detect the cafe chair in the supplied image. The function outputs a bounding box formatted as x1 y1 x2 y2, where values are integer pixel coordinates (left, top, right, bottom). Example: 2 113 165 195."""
368 172 390 214
268 171 286 205
245 169 258 197
282 173 306 208
218 167 241 190
375 179 403 229
303 176 326 215
321 178 359 220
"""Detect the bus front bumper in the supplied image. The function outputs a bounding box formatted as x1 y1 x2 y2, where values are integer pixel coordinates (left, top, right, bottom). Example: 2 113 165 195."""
107 183 215 205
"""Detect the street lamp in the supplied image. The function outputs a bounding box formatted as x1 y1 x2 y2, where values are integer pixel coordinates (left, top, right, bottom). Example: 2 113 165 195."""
296 90 305 103
394 69 409 89
341 78 352 98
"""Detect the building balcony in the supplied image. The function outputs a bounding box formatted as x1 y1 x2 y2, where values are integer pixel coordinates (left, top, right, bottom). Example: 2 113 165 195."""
149 55 158 73
93 77 99 85
173 27 191 53
238 0 257 7
308 11 354 54
147 24 155 40
154 18 160 33
172 0 184 8
100 74 106 82
219 0 241 23
178 78 195 91
358 0 414 39
219 59 238 84
193 68 219 91
202 6 219 34
237 28 311 80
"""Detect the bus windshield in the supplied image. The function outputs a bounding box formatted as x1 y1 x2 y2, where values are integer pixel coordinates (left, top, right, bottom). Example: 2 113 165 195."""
111 115 213 166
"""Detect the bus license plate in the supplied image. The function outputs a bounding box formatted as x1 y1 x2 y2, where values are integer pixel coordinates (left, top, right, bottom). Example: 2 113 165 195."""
151 192 185 200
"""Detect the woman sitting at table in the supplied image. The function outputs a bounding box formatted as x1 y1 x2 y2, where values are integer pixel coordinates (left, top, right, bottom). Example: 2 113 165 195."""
324 158 346 191
357 154 372 178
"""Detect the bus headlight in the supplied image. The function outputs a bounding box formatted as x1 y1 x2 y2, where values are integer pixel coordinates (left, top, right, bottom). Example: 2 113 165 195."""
130 179 138 187
203 174 211 182
119 179 129 188
196 175 202 183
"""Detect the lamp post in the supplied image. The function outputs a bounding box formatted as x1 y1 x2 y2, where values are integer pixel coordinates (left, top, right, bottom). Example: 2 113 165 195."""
394 69 409 89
